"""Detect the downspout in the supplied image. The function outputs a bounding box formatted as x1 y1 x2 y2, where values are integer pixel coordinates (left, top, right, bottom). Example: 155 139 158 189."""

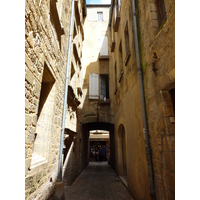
57 0 75 182
131 0 156 199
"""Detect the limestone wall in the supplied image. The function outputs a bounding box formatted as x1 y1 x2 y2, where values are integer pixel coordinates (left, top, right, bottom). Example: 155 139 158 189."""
109 0 175 199
137 0 175 199
109 1 151 199
25 0 73 199
81 5 115 125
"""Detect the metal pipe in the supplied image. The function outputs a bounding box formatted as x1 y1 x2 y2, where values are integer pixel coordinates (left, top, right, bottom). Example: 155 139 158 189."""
131 0 156 198
57 0 75 182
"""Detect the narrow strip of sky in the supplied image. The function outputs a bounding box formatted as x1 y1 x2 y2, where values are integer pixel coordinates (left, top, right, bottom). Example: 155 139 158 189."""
86 0 111 4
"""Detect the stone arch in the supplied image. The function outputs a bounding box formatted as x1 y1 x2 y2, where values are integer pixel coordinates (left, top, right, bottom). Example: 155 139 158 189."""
117 123 127 179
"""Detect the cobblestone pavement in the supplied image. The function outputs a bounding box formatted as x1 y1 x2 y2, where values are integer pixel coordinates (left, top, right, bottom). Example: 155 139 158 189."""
64 162 133 200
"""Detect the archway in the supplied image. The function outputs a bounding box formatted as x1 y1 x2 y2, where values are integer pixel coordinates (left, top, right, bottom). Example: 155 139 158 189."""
81 122 115 170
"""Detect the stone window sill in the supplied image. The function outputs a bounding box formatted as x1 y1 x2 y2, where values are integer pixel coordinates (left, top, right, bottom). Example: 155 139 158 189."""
30 154 47 170
98 99 110 105
99 55 109 60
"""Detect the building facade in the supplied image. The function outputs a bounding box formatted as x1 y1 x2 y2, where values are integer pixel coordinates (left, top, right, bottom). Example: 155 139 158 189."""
25 0 86 199
80 4 116 169
25 0 174 199
109 0 175 199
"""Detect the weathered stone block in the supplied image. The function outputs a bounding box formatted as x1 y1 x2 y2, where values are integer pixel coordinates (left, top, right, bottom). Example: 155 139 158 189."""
163 170 175 190
25 99 30 111
153 159 163 168
25 53 34 72
25 114 32 125
29 184 37 195
25 176 34 190
25 67 34 85
27 31 34 48
163 104 174 116
36 172 43 183
156 136 162 145
26 126 35 144
30 103 37 114
152 151 162 161
150 3 158 12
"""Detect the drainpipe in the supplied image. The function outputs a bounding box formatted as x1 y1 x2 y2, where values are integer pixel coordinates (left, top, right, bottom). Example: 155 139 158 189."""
57 0 75 182
131 0 156 199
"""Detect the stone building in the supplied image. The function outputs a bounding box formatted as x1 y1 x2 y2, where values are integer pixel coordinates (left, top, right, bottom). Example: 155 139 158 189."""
81 4 116 169
109 0 175 200
25 0 86 199
25 0 174 199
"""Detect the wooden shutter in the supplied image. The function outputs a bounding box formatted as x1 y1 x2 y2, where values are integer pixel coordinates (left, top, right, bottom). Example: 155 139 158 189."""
89 73 99 99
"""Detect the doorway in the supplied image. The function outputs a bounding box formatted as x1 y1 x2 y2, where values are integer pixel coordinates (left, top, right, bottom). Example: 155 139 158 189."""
89 130 110 162
118 124 127 182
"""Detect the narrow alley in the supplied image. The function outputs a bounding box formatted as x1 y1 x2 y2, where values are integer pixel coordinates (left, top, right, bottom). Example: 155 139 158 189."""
64 162 133 200
25 0 175 199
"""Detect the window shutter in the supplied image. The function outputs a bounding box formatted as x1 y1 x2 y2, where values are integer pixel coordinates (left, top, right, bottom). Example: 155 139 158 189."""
89 73 99 99
100 36 108 56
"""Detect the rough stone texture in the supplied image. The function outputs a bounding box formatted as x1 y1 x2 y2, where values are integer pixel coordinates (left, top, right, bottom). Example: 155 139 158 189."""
109 0 175 199
25 0 87 199
64 162 133 200
136 0 175 199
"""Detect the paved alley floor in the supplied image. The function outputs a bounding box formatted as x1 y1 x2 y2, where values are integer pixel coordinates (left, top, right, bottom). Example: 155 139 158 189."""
64 162 133 200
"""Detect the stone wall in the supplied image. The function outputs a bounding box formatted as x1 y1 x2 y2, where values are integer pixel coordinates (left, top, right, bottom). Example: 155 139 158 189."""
81 5 115 125
109 1 151 199
109 0 175 199
136 0 175 199
25 0 72 199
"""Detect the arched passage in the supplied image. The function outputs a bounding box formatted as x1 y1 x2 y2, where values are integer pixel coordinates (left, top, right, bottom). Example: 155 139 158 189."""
117 124 127 180
81 122 115 170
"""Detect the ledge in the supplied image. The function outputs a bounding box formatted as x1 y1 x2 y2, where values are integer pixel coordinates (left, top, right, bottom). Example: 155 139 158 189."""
124 51 131 66
98 99 110 105
99 55 109 60
30 154 47 170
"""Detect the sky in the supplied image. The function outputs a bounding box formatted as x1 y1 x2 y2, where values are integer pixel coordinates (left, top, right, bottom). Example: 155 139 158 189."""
86 0 111 4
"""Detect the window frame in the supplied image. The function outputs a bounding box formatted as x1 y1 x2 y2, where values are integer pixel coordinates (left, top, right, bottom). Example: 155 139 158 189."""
97 12 103 22
89 73 109 100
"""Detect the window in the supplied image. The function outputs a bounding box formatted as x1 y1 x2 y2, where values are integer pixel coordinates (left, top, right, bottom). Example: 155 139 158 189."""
31 63 55 168
156 0 166 27
150 0 167 33
124 23 131 66
97 12 103 21
100 75 109 100
89 73 109 100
